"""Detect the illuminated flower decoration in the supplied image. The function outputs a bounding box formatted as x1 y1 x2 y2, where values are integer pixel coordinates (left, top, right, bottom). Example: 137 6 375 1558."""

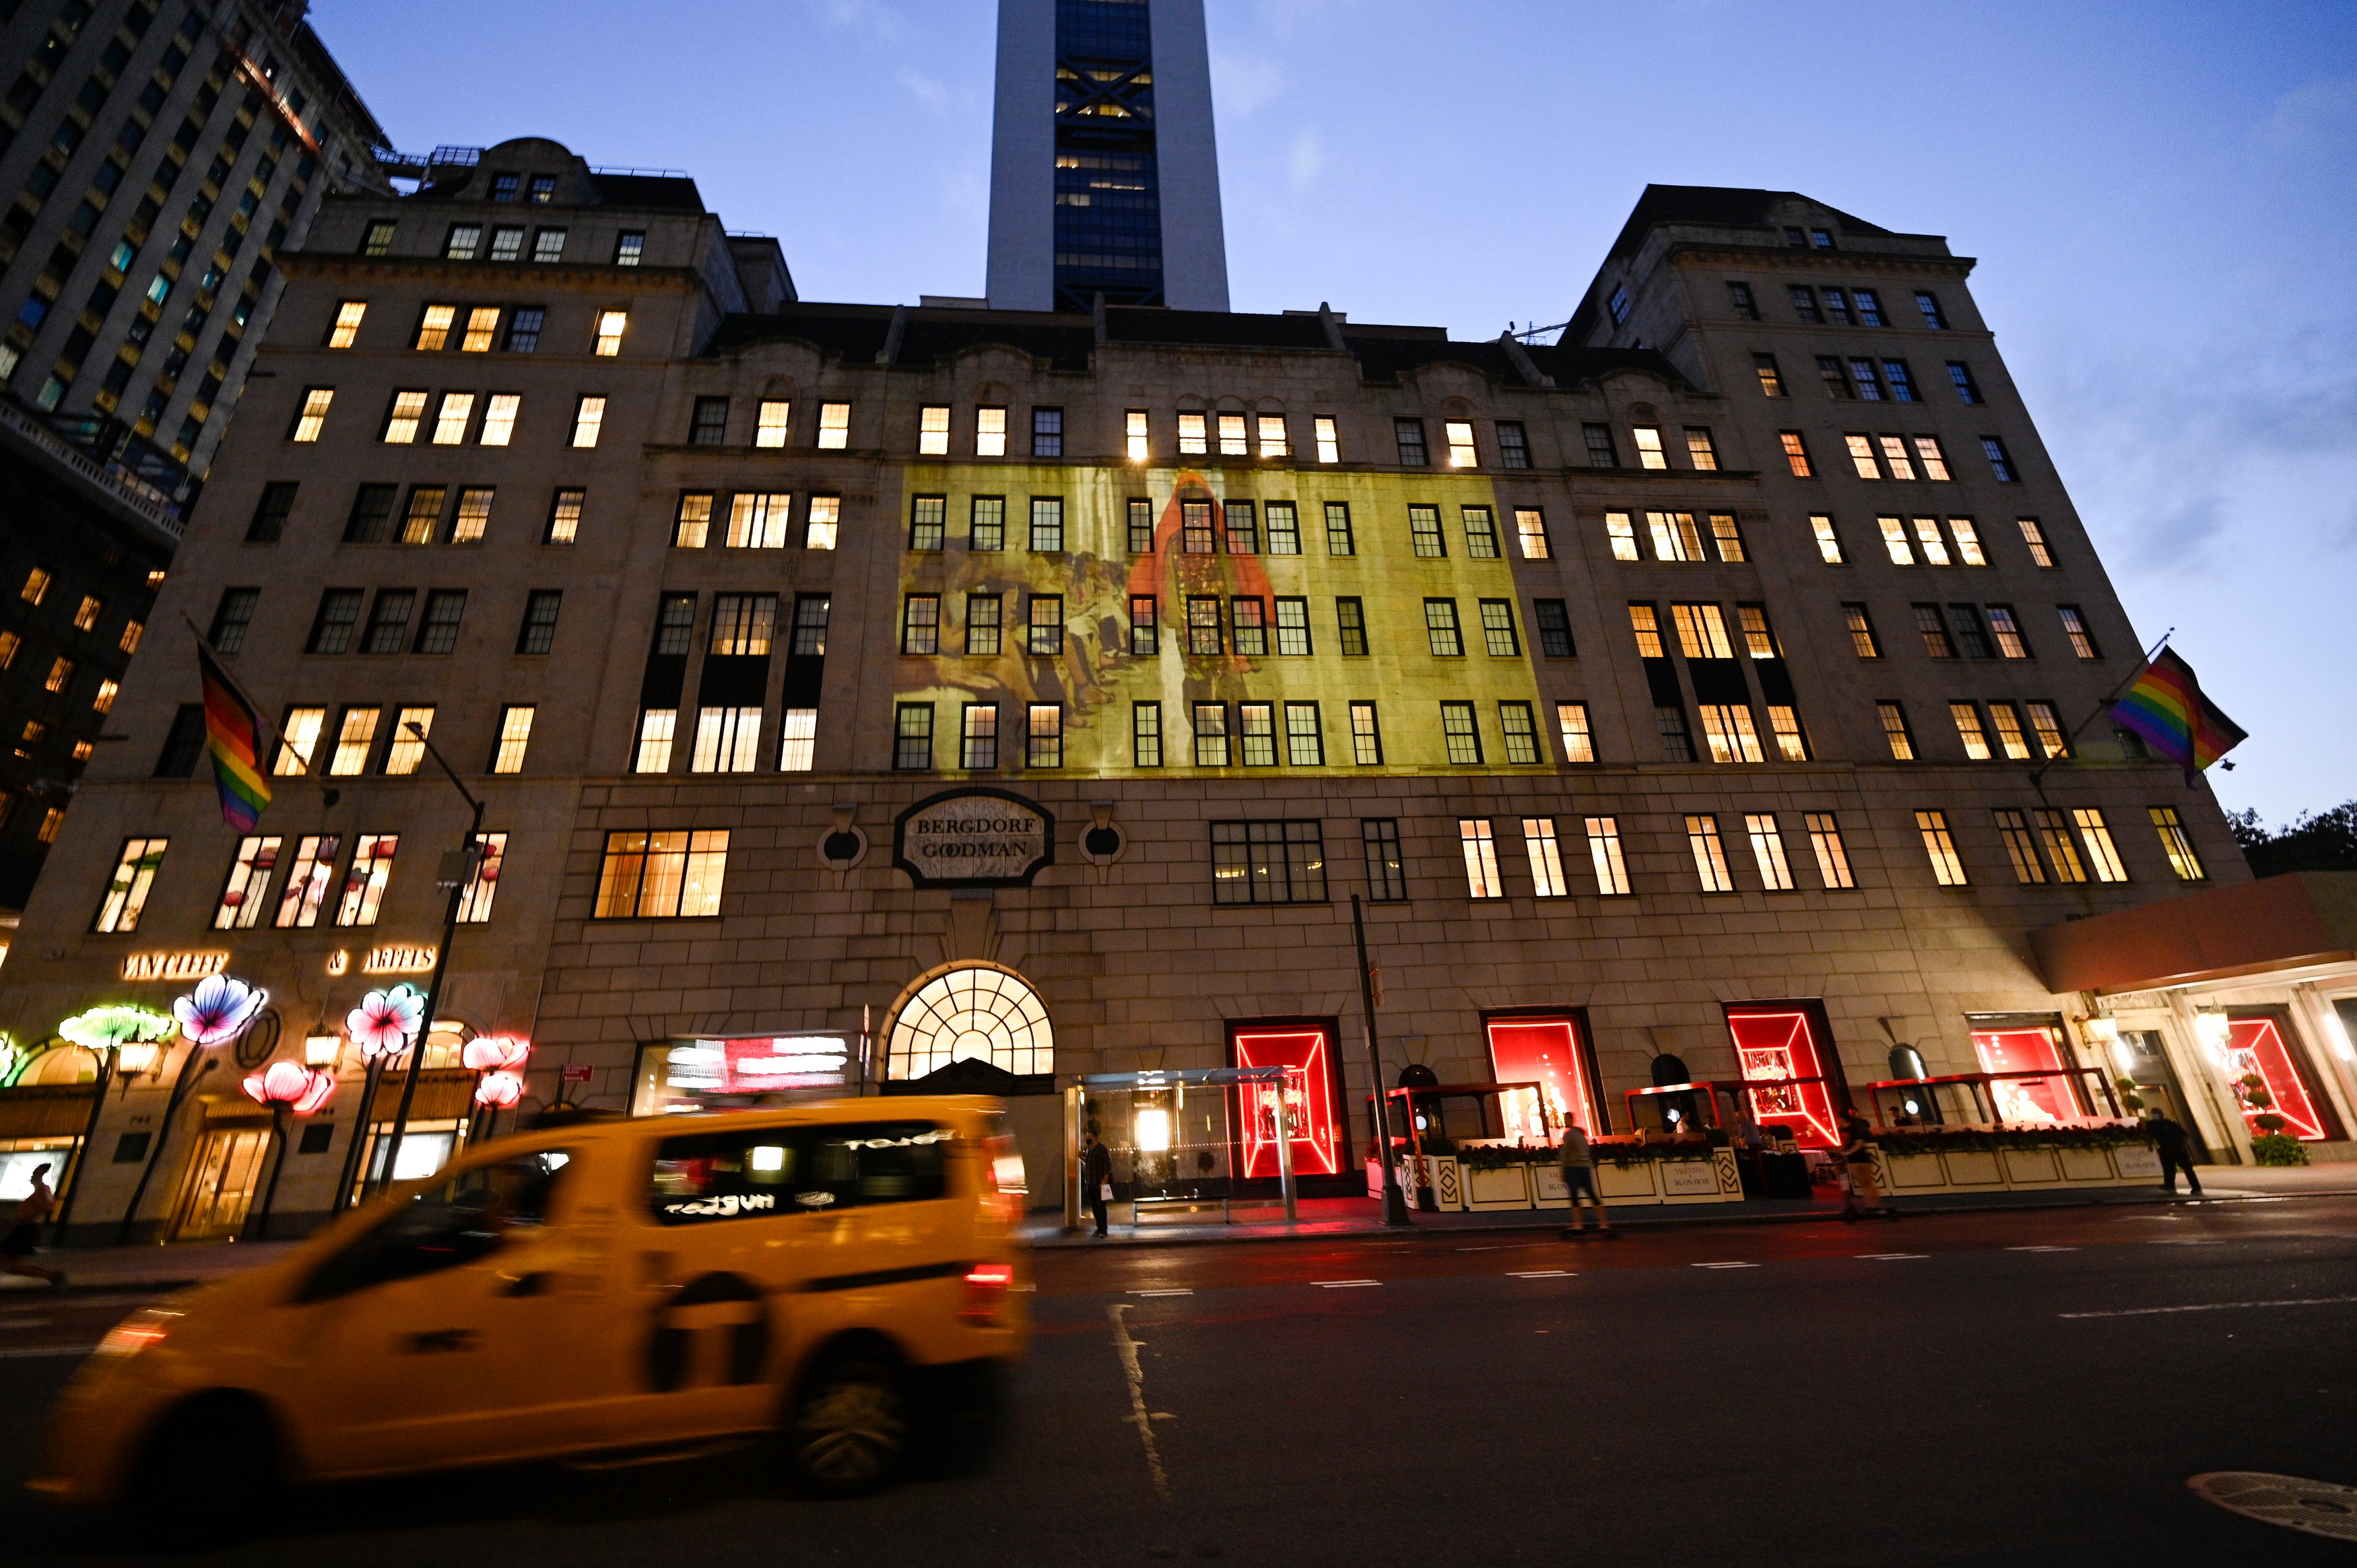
345 984 426 1062
243 1060 335 1116
461 1035 531 1073
172 974 267 1048
474 1069 525 1110
0 1033 20 1086
58 1005 176 1054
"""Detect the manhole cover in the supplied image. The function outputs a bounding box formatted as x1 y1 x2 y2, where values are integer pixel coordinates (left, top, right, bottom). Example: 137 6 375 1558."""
2188 1472 2357 1541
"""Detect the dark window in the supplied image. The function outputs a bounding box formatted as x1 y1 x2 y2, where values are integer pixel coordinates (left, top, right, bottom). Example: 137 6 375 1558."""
1855 289 1886 326
154 704 206 776
1496 421 1530 469
516 590 562 654
909 495 946 551
1607 284 1630 325
791 594 830 656
894 703 933 770
614 231 646 266
1915 291 1949 329
1031 406 1062 457
208 586 260 651
1324 502 1354 555
1657 705 1694 762
1533 599 1575 658
360 590 414 655
1913 604 1954 659
1726 281 1759 320
1210 821 1327 905
1393 417 1428 467
1882 360 1917 401
1127 595 1156 656
1337 597 1368 657
688 397 729 446
1948 604 1993 660
1980 436 2017 482
1947 362 1983 404
1811 228 1834 248
1581 423 1618 468
246 481 296 543
1789 285 1822 323
504 307 543 353
415 590 466 654
1817 355 1851 399
342 483 397 544
1752 353 1785 397
1362 820 1407 901
305 589 361 654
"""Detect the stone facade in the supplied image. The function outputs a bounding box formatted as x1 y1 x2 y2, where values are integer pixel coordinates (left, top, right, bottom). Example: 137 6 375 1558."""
0 150 2252 1237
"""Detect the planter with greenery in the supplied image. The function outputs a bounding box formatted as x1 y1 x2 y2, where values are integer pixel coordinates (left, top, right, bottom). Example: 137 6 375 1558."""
2250 1132 2311 1167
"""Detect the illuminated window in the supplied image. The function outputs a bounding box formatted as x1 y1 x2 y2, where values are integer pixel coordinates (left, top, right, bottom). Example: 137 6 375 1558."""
1631 426 1667 469
1393 418 1428 466
1649 511 1703 561
2018 518 2055 567
633 710 677 774
479 393 519 446
1028 497 1063 552
1671 603 1733 660
2026 702 2069 759
1480 599 1519 658
1584 423 1620 467
532 228 566 262
1753 353 1783 396
1879 702 1917 760
728 492 791 549
1257 414 1288 457
614 231 645 266
976 405 1007 457
430 391 474 444
1315 417 1339 463
1585 817 1631 895
273 707 325 775
415 306 457 351
899 595 940 656
381 389 428 444
1607 512 1640 561
1193 703 1229 767
918 405 953 454
1132 702 1162 768
1284 702 1322 766
1952 702 1991 759
593 310 627 356
384 708 434 776
1237 703 1276 766
327 300 366 348
1337 598 1368 656
328 706 378 775
334 835 398 926
1123 409 1148 462
1440 702 1482 764
2058 606 2099 659
1546 702 1592 763
962 704 997 769
1710 514 1746 561
120 621 143 654
817 403 850 449
1172 411 1207 456
691 708 762 773
457 833 506 923
778 710 817 772
42 656 71 693
884 965 1054 1080
457 306 499 352
271 836 341 928
1880 438 1920 481
806 496 840 549
1410 504 1446 557
1424 599 1463 658
570 395 605 448
1985 603 2028 658
1443 421 1477 467
1459 819 1502 898
0 631 16 668
1274 597 1310 656
1628 603 1665 659
593 829 729 919
1917 811 1968 885
1994 809 2046 884
1514 508 1550 559
363 221 397 257
1804 813 1853 889
15 568 47 609
894 704 933 770
1682 815 1732 891
1842 604 1880 658
1214 413 1247 457
1981 436 2016 481
488 707 534 773
213 836 281 930
2151 807 2206 881
1499 702 1539 763
1461 506 1499 559
394 487 444 546
1027 593 1063 656
1262 502 1300 555
1880 517 1916 566
1913 437 1952 482
2028 809 2086 883
2073 809 2129 881
1768 706 1808 760
1697 705 1763 763
1779 431 1814 477
1843 434 1880 479
1686 428 1719 471
665 492 712 550
1350 702 1383 765
93 838 168 932
754 400 791 449
1746 815 1795 890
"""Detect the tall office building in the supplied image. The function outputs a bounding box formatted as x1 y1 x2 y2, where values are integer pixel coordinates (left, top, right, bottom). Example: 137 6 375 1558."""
986 0 1228 313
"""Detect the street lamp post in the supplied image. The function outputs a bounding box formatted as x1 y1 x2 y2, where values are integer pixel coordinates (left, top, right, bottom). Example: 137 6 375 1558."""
1352 894 1414 1226
374 722 484 1197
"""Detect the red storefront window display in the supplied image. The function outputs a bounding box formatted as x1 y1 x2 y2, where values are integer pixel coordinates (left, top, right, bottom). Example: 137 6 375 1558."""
1726 1006 1842 1148
1232 1026 1341 1178
2227 1017 2329 1141
1971 1028 2077 1123
1485 1017 1599 1138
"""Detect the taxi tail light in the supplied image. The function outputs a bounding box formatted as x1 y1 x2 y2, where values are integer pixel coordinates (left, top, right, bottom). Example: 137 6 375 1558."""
960 1262 1014 1322
96 1307 179 1357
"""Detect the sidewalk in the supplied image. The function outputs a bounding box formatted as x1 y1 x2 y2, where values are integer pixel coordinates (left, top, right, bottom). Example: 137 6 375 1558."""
1018 1160 2357 1250
0 1237 301 1297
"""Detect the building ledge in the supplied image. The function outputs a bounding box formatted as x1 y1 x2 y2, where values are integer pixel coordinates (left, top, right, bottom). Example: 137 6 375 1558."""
2030 871 2357 994
0 401 185 547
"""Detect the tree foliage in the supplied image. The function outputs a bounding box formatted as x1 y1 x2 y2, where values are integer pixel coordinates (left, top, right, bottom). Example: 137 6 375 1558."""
2227 800 2357 879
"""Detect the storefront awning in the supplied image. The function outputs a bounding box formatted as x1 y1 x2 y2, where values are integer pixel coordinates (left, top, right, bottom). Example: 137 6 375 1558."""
2030 871 2357 994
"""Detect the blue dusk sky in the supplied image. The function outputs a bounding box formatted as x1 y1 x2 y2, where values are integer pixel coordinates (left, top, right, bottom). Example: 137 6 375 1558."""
312 1 2356 826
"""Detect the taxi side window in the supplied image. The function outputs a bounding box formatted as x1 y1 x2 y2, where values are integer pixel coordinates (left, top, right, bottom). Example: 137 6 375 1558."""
646 1122 946 1225
300 1150 572 1301
805 1122 948 1210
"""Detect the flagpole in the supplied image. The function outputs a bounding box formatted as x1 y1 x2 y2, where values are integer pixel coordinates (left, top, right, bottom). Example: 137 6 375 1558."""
181 614 325 784
2028 627 2172 791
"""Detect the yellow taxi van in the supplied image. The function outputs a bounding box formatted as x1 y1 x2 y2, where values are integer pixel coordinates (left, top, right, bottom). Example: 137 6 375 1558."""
31 1095 1027 1520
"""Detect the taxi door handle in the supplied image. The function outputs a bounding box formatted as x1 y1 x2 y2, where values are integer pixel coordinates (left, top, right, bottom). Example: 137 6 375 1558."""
501 1270 553 1298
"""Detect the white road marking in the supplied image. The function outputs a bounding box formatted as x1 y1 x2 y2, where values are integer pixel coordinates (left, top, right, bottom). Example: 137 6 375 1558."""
1856 1253 1927 1261
1106 1304 1171 1504
2061 1295 2357 1320
1312 1279 1383 1289
0 1317 54 1329
1508 1270 1574 1279
2148 1239 2223 1246
0 1344 94 1359
1694 1262 1759 1270
1131 1289 1193 1297
2008 1245 2078 1252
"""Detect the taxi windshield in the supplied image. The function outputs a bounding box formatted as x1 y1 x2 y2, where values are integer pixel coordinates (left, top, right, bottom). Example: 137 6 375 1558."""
301 1149 572 1300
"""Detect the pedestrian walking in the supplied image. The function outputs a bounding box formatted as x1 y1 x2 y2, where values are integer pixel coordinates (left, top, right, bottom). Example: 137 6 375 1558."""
1080 1132 1113 1237
1838 1109 1893 1221
2147 1110 2203 1197
1556 1121 1616 1239
3 1163 67 1289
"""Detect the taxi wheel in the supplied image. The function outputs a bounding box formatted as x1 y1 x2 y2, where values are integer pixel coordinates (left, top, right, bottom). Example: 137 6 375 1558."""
786 1351 910 1497
129 1394 277 1546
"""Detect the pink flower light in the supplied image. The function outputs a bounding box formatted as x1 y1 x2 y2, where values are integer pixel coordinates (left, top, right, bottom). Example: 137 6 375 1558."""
243 1060 335 1116
345 984 426 1062
172 974 267 1048
461 1035 531 1073
474 1069 524 1109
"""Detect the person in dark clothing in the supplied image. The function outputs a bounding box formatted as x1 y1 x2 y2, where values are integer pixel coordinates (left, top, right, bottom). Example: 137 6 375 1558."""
1080 1133 1113 1237
2147 1110 2203 1196
1838 1110 1894 1220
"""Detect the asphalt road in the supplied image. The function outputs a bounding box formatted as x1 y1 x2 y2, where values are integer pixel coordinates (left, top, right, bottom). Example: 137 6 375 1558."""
3 1196 2354 1565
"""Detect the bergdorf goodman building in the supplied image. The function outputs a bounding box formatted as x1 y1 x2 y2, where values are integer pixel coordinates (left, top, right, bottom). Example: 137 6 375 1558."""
5 145 2325 1241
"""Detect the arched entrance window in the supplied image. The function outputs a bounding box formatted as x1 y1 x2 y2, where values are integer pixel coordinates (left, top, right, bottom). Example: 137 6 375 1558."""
886 965 1053 1082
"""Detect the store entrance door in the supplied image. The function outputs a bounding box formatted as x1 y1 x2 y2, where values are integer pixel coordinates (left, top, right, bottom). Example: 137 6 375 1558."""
2118 1031 2208 1161
172 1127 271 1241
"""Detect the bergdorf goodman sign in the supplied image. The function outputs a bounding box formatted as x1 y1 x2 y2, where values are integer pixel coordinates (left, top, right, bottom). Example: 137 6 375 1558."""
893 788 1055 888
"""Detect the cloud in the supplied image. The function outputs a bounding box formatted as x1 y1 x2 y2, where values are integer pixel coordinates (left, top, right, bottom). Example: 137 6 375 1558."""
897 67 948 109
2254 75 2357 156
1211 49 1284 116
1286 130 1323 191
811 0 906 43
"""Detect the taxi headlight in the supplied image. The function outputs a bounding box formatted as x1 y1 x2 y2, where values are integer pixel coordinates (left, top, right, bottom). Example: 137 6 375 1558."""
94 1307 181 1359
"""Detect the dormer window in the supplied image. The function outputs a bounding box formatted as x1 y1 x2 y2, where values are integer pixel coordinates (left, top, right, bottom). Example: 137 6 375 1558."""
1607 284 1630 325
1784 226 1807 246
529 174 556 203
615 231 645 267
1810 228 1835 248
490 172 520 202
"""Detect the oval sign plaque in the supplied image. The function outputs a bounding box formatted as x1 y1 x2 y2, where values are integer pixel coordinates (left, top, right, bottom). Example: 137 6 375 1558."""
893 788 1055 888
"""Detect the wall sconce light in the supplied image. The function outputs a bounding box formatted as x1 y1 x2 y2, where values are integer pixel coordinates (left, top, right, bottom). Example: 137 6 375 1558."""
116 1039 164 1077
2193 1009 2232 1065
304 1035 342 1069
2321 1009 2355 1064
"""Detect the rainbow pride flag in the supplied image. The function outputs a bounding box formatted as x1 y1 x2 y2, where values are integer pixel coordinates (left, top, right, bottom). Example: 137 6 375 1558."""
2110 646 2246 784
197 640 271 831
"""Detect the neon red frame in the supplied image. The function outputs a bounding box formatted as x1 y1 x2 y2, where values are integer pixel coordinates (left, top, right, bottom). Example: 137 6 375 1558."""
1970 1028 2075 1122
1232 1027 1341 1178
1727 1007 1841 1148
2227 1017 2328 1141
1484 1017 1599 1136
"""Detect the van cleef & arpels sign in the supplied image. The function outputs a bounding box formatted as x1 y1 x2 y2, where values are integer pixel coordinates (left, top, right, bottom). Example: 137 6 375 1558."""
892 788 1055 888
